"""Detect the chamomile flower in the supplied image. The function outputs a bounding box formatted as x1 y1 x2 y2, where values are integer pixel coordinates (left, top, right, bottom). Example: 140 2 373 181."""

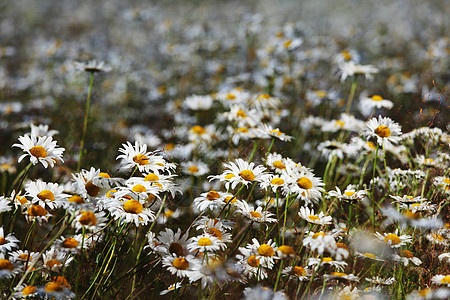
355 251 385 262
12 284 40 299
73 59 111 72
236 252 267 280
13 134 64 168
9 250 39 268
72 167 110 201
307 257 347 271
317 141 346 160
303 232 338 256
285 171 325 204
257 124 293 142
242 285 288 300
56 235 89 254
42 248 74 272
160 282 183 295
162 254 198 278
364 116 402 146
30 123 58 137
431 275 450 287
24 179 68 209
324 272 359 282
184 94 213 111
0 254 20 279
24 204 52 224
235 200 277 223
366 276 396 286
242 238 279 269
338 61 379 82
392 250 422 266
187 235 226 253
0 196 12 213
329 186 367 202
426 232 448 246
374 230 412 248
0 227 20 253
438 253 450 263
215 158 267 189
107 197 155 227
181 160 209 176
39 276 75 299
72 209 107 232
117 141 168 173
359 94 394 116
193 190 229 212
153 228 190 257
282 265 310 281
298 206 333 225
265 153 290 173
258 174 288 193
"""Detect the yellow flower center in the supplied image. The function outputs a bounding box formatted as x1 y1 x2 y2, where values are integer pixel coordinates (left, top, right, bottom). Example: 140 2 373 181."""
172 257 189 270
123 200 143 214
278 245 295 255
236 109 247 118
22 286 37 296
432 233 444 241
224 196 236 203
297 177 313 189
247 255 260 267
363 253 376 259
226 93 236 100
62 238 79 249
29 145 47 158
271 178 285 185
197 237 213 246
375 125 391 138
330 272 347 277
27 205 48 216
308 215 320 222
441 276 450 284
37 190 55 201
85 181 100 197
99 172 110 178
239 170 255 181
313 232 326 239
133 154 149 165
165 143 175 151
0 259 13 270
250 211 262 218
164 209 174 217
322 257 333 262
284 39 292 48
257 93 271 100
106 189 116 198
132 184 147 193
272 161 286 169
335 120 345 127
344 191 355 197
0 237 6 245
336 243 349 251
236 127 249 133
191 125 206 135
258 244 274 257
45 282 63 292
68 195 84 204
443 178 450 184
384 233 401 245
78 211 97 226
315 90 327 98
16 196 28 205
169 242 185 257
206 191 220 200
206 228 222 239
188 166 199 173
46 259 62 269
399 250 413 258
371 95 383 101
270 129 282 136
294 266 306 276
144 173 159 182
224 174 235 180
341 50 352 61
18 254 31 260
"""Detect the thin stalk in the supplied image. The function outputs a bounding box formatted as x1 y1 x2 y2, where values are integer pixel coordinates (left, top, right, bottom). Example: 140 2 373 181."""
381 142 390 192
77 71 95 172
247 141 259 163
345 76 358 114
371 143 380 226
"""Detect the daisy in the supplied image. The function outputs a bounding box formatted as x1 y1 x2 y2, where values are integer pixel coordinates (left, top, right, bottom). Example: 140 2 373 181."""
431 275 450 287
390 195 428 203
366 276 396 286
24 204 52 224
73 59 111 72
364 116 402 146
355 251 385 262
193 190 229 212
39 276 75 299
282 265 310 281
235 252 268 280
116 141 167 173
215 158 267 189
228 126 259 145
72 167 110 201
30 123 58 137
258 174 288 193
265 153 290 173
13 134 64 168
256 124 293 142
0 196 12 213
307 257 347 271
107 197 155 227
12 284 40 299
303 232 338 256
194 217 235 231
184 94 213 111
72 209 108 232
242 285 288 300
338 61 379 82
235 200 277 223
317 141 346 160
201 222 233 244
298 206 333 225
24 179 68 209
324 272 359 282
359 94 394 116
223 104 262 128
0 227 20 253
426 232 448 246
374 230 412 248
276 245 296 259
242 238 279 269
187 235 226 253
285 170 325 204
42 248 74 272
160 282 183 295
329 186 367 202
0 254 20 279
153 228 190 257
181 160 209 176
162 254 198 278
392 250 422 266
9 250 39 270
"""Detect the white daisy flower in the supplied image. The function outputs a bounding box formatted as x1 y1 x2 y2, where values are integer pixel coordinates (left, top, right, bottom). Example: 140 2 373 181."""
23 204 52 224
116 141 169 173
392 250 422 266
153 228 190 257
0 227 20 253
72 167 110 201
324 272 359 282
359 94 394 116
364 116 402 146
107 197 155 227
307 257 347 271
160 282 183 295
329 187 367 202
193 190 230 213
187 235 226 253
431 275 450 287
0 196 12 214
374 230 412 248
213 158 267 189
285 171 325 204
13 134 64 168
42 248 74 271
258 174 289 193
256 124 293 142
235 252 268 280
438 253 450 263
30 123 58 137
282 265 310 281
24 179 68 209
184 94 213 111
298 206 333 225
241 238 279 269
338 61 378 82
73 59 111 72
0 254 20 279
181 160 209 176
366 276 396 286
235 200 277 223
162 254 198 278
303 232 338 256
12 284 40 299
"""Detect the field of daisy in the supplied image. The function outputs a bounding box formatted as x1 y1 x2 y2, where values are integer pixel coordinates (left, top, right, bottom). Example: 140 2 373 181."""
0 0 449 299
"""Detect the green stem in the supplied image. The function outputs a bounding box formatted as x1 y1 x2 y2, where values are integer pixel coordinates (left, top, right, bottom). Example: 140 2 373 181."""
371 143 379 226
247 141 259 163
345 76 358 114
77 71 95 172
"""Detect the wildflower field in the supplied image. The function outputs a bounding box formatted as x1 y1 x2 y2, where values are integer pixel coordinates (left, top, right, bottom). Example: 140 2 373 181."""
0 0 449 299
